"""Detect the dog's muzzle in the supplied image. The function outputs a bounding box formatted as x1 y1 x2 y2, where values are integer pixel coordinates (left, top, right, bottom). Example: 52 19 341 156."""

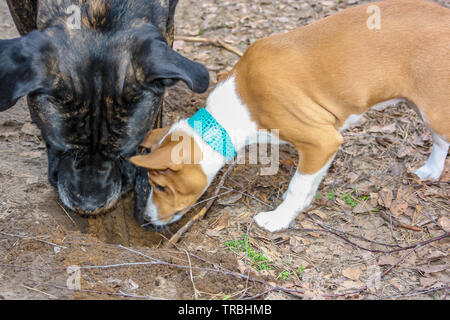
55 154 134 214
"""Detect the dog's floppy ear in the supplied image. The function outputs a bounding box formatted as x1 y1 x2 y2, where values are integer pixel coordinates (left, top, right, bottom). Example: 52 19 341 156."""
132 34 209 93
140 127 170 149
0 31 51 111
130 146 182 172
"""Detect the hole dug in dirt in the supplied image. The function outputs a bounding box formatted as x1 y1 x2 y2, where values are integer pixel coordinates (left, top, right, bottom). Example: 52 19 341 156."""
49 192 191 248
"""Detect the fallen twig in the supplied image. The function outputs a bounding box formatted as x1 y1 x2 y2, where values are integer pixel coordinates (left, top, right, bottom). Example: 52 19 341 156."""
0 231 67 249
22 284 58 299
377 209 422 232
56 200 77 226
381 232 449 279
306 217 448 254
322 232 449 299
184 248 200 299
175 35 243 57
322 286 368 299
220 186 274 209
378 285 448 299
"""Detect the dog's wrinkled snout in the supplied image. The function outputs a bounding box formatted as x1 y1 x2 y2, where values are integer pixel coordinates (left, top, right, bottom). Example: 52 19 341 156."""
56 154 123 214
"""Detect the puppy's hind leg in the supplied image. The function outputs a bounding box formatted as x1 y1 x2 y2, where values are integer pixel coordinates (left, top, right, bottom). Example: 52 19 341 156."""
415 130 449 180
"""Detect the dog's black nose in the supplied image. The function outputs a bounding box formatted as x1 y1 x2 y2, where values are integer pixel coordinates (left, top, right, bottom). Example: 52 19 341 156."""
56 155 122 214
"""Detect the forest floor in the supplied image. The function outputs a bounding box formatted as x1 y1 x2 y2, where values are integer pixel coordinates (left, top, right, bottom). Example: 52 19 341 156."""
0 0 448 300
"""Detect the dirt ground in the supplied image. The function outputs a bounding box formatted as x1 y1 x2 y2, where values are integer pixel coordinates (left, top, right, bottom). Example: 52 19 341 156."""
0 0 448 300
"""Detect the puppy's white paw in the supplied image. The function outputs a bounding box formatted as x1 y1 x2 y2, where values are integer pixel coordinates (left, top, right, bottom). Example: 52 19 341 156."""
254 210 291 232
415 165 441 180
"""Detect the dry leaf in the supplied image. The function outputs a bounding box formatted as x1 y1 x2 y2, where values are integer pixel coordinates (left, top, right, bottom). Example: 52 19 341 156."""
375 137 390 147
217 193 242 206
342 267 361 281
420 277 437 288
378 188 393 208
340 280 365 290
417 265 447 274
353 201 376 214
300 221 320 237
205 229 221 237
437 216 450 232
289 236 306 254
396 146 411 158
237 260 258 276
369 193 379 206
211 212 230 231
347 172 359 183
378 255 398 266
396 185 413 200
310 210 327 220
427 250 447 261
389 200 408 217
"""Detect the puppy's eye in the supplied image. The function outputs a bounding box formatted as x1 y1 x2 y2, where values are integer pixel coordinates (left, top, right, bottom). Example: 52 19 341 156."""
154 184 165 192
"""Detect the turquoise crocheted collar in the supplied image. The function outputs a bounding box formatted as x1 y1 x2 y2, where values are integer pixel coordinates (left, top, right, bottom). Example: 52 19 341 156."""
187 108 237 160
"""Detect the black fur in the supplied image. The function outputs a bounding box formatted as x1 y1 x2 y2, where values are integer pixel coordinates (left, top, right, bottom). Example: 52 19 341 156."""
0 31 52 111
1 0 209 214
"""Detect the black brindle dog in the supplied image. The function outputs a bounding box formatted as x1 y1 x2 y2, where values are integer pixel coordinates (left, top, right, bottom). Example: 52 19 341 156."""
0 0 209 221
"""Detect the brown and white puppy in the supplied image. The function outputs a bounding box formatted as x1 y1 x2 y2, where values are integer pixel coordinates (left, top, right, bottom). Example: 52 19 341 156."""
131 0 449 231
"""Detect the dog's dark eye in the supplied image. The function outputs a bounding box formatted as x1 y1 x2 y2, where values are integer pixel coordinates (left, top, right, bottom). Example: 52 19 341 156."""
154 184 165 192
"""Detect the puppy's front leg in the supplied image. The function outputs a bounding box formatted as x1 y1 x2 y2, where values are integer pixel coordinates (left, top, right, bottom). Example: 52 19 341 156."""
255 155 335 232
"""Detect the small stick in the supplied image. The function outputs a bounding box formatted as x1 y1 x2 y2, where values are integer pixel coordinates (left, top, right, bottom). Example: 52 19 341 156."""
377 191 399 242
22 285 58 299
0 231 67 249
398 223 422 232
184 249 200 299
322 232 449 298
378 286 448 299
175 35 244 57
378 210 422 232
167 162 237 245
56 201 77 226
322 286 368 299
381 232 449 279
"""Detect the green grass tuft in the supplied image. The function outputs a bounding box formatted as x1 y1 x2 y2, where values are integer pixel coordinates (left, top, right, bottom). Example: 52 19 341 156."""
225 235 274 271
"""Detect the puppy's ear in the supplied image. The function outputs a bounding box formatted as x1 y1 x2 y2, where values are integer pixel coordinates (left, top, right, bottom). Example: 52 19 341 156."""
130 146 182 171
132 33 209 93
0 31 52 111
141 127 170 149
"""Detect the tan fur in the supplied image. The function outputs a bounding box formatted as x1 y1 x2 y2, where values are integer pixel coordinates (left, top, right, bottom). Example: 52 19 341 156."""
140 127 170 149
235 0 449 173
82 0 111 29
130 130 207 222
